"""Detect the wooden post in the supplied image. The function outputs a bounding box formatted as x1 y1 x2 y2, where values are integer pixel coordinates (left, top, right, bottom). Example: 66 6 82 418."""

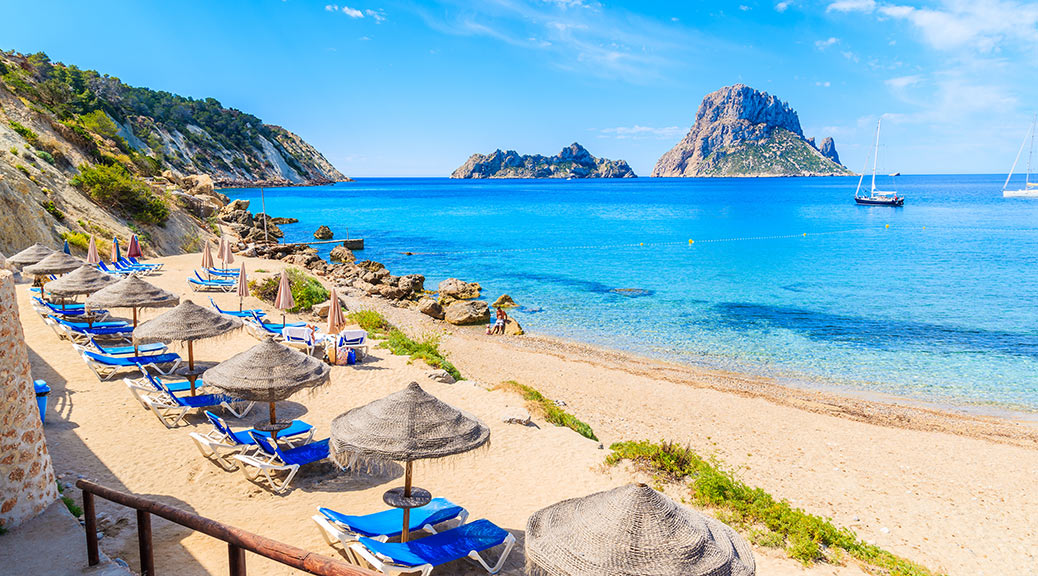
269 402 278 440
133 307 139 356
84 491 99 567
400 462 413 543
137 509 154 576
228 543 247 576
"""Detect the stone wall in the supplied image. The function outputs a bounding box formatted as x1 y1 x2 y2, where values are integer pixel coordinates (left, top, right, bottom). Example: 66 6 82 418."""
0 269 58 530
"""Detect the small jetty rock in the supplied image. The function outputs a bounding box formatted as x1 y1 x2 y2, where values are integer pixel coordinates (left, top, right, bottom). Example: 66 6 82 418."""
493 294 518 308
418 297 445 320
329 245 355 263
314 225 333 240
444 300 491 325
451 142 636 179
651 84 853 177
438 278 481 302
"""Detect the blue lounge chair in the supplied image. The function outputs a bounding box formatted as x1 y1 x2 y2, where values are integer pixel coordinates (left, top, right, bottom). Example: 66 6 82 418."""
142 378 253 428
209 297 265 319
123 369 200 408
89 336 167 356
245 311 304 339
313 499 468 548
33 297 85 311
78 348 181 381
189 411 314 465
206 267 241 277
129 257 163 271
350 520 516 576
233 433 333 493
96 260 134 276
50 317 131 343
189 271 236 292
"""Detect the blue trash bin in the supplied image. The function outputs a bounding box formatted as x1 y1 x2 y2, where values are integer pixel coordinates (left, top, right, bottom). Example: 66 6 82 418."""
34 379 50 423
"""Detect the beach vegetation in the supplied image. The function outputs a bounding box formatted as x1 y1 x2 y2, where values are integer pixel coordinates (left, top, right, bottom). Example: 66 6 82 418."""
70 163 169 225
41 200 64 220
78 110 119 139
346 310 462 380
60 231 90 252
250 267 329 313
56 483 83 518
607 441 937 575
16 164 30 177
497 381 598 441
9 120 40 147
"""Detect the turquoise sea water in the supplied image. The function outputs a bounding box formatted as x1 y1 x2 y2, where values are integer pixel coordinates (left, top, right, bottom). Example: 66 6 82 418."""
225 176 1038 414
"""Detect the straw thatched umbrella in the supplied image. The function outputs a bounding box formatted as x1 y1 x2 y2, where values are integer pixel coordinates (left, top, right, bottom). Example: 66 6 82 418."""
134 300 242 394
204 338 330 437
86 236 100 265
236 263 249 312
525 483 756 576
330 382 490 542
273 269 294 326
127 234 143 259
23 252 83 276
8 243 54 266
45 265 117 297
87 275 179 327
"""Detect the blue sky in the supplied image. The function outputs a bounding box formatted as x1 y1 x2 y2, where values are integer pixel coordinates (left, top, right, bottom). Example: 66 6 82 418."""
5 0 1038 176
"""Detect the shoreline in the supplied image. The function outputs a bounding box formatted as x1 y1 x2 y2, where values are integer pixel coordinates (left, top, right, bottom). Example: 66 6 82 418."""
342 289 1038 450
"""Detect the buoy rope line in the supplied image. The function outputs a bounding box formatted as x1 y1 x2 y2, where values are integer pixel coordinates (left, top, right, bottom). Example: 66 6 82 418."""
397 225 1038 257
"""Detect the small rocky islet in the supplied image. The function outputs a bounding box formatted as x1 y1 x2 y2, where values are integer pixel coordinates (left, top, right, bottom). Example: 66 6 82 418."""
451 142 636 179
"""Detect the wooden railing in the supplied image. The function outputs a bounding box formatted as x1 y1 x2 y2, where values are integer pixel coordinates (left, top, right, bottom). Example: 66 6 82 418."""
76 479 378 576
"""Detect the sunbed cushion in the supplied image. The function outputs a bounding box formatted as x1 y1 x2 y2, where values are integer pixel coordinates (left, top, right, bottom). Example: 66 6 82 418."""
359 520 509 567
279 438 330 466
84 351 179 366
227 420 312 445
320 498 463 538
178 394 231 408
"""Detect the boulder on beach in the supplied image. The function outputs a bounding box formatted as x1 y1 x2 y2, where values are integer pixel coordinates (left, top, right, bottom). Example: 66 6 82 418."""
444 300 490 325
398 274 425 295
314 225 333 240
493 294 518 308
504 318 524 336
418 297 445 320
438 278 481 304
329 245 355 263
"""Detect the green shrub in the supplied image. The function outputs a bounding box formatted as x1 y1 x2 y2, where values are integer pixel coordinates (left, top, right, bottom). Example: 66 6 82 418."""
41 200 64 220
56 483 83 518
78 109 119 138
60 231 90 252
15 164 30 176
9 120 40 146
497 381 597 440
70 163 169 225
8 146 17 155
249 267 329 313
607 441 938 575
346 310 462 380
36 149 55 164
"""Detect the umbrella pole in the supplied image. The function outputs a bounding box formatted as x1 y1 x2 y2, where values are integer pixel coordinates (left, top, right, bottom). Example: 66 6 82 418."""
269 402 277 439
401 461 413 543
133 307 139 356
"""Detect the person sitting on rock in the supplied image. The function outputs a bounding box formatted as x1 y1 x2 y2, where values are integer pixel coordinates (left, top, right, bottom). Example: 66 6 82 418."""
493 307 508 335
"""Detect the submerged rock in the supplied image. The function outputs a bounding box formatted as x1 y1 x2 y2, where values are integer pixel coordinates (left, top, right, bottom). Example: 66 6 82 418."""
493 294 518 308
314 225 333 240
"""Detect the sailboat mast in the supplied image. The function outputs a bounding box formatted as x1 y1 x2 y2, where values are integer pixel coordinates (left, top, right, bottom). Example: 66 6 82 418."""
1027 114 1036 187
871 119 881 193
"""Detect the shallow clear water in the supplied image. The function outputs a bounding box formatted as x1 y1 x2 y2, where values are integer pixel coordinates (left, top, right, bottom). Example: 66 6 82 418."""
225 176 1038 413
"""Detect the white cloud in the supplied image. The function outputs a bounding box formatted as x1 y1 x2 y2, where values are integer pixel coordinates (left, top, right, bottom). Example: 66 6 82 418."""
365 8 386 22
827 0 876 12
739 5 752 10
342 5 364 18
815 37 839 49
775 1 792 12
885 74 922 89
326 4 367 18
600 125 684 140
815 81 832 87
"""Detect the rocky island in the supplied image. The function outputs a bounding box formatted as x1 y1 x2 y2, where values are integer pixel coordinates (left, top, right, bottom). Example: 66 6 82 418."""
451 142 636 179
652 84 853 177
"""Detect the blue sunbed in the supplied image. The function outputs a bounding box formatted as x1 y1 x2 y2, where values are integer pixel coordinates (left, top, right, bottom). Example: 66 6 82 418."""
352 520 516 576
209 297 265 318
89 337 168 356
314 498 467 546
80 349 181 381
232 433 331 493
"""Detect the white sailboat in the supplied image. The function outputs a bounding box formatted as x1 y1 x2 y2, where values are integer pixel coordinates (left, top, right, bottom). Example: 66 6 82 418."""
855 119 904 206
1003 114 1038 198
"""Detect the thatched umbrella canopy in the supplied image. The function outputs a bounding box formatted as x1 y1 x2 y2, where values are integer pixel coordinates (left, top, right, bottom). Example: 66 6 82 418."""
525 483 756 576
23 252 83 276
86 275 179 327
134 300 241 386
203 338 330 433
330 381 490 542
45 265 117 297
8 243 54 266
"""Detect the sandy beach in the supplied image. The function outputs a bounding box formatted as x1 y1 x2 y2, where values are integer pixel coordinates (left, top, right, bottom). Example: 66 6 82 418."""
18 252 1038 576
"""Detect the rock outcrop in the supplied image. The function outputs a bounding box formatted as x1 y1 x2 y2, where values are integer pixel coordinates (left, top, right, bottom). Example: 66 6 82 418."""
438 278 481 303
444 300 491 325
652 85 852 177
451 143 636 179
314 225 333 240
819 137 841 165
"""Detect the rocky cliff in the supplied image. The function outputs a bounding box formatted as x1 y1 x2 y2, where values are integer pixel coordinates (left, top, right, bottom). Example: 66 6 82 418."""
451 142 636 179
0 49 345 257
651 85 852 177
